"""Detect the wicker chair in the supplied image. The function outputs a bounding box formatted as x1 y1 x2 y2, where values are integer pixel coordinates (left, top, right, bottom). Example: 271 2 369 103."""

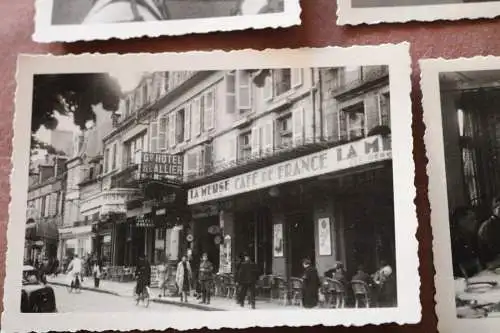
214 273 226 297
257 275 273 299
289 277 303 306
274 276 288 306
351 280 371 308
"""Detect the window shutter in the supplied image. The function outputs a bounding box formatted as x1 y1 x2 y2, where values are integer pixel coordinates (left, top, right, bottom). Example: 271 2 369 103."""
338 110 347 141
304 109 314 144
263 74 273 101
192 99 201 136
204 90 215 130
251 126 261 158
225 71 236 113
264 120 274 154
291 68 303 88
169 113 176 148
199 95 205 133
185 104 192 141
228 133 237 163
292 108 304 146
150 119 159 152
158 117 167 150
236 70 252 110
186 152 198 177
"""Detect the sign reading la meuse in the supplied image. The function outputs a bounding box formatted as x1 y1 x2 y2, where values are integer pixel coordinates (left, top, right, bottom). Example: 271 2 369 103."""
140 152 183 178
188 135 391 205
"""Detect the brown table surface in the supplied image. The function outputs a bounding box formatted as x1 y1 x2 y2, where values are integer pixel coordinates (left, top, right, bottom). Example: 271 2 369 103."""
2 0 499 332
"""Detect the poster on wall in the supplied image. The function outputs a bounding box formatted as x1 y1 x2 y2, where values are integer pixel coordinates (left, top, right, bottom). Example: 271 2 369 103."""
318 218 332 256
273 223 284 257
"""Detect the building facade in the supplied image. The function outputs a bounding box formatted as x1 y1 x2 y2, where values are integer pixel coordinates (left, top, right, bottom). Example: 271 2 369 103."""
25 154 67 264
90 66 394 286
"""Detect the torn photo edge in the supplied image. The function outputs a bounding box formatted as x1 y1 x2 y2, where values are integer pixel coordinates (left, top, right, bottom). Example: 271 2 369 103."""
3 44 419 332
337 0 500 25
33 0 301 43
422 55 500 333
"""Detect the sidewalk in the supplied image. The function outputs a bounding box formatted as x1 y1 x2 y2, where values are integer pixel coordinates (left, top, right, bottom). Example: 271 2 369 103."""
47 274 287 311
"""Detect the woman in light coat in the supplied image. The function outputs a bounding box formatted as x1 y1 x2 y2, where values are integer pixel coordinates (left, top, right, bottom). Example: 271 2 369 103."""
175 255 192 303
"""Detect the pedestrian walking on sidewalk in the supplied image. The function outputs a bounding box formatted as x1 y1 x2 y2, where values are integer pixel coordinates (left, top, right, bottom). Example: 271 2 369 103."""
93 261 102 288
301 258 320 309
176 255 192 303
236 253 259 309
198 253 214 305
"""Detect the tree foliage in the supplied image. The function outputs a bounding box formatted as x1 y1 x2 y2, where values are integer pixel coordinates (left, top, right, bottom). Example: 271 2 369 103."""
31 73 123 135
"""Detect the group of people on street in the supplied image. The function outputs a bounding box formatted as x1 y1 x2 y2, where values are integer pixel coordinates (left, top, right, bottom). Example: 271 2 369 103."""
133 250 394 309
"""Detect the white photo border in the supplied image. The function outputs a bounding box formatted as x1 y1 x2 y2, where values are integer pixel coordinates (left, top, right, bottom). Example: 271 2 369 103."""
337 0 500 25
33 0 302 43
422 56 500 333
3 44 419 332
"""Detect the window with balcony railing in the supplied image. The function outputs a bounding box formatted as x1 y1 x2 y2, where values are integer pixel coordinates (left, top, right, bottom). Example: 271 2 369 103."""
342 102 365 141
238 131 252 162
264 68 303 101
276 114 293 148
124 133 146 167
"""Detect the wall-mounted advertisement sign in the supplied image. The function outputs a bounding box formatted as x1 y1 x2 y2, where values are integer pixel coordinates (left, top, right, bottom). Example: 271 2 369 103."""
136 214 155 228
140 152 183 183
318 218 332 256
188 135 391 205
273 223 284 257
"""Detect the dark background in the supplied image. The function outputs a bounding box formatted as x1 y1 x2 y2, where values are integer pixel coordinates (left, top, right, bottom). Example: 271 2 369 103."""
4 0 500 331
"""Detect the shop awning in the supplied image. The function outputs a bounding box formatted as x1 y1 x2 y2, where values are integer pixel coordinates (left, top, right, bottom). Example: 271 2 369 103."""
187 135 392 205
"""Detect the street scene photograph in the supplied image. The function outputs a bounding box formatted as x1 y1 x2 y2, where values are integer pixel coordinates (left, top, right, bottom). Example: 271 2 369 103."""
4 46 419 332
22 65 397 314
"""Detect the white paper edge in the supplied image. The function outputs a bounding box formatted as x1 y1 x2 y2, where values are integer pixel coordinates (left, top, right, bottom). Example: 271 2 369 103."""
337 0 500 25
3 44 419 332
422 55 500 333
33 0 302 43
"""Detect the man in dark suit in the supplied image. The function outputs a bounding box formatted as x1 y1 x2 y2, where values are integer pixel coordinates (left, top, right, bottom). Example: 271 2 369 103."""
236 253 259 309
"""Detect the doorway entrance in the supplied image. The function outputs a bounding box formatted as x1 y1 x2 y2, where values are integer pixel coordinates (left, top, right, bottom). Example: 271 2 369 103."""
287 210 315 278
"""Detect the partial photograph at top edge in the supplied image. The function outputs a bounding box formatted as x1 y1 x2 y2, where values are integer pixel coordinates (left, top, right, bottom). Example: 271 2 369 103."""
351 0 498 8
51 0 285 25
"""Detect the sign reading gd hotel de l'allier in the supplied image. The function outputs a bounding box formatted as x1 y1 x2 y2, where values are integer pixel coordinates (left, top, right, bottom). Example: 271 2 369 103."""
187 135 391 205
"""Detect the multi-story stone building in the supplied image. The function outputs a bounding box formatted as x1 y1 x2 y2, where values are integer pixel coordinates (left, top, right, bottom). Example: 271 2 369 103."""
25 153 67 264
96 66 393 283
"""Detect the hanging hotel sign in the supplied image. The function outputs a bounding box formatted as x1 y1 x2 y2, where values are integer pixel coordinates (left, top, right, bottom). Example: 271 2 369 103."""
135 214 155 228
139 152 183 184
188 135 391 205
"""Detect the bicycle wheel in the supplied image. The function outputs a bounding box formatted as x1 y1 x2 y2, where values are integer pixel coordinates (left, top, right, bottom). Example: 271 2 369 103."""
143 290 150 308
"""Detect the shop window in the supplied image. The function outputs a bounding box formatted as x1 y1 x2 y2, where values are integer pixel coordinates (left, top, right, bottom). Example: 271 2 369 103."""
176 109 185 144
342 102 366 141
238 131 252 162
379 93 391 127
277 114 293 148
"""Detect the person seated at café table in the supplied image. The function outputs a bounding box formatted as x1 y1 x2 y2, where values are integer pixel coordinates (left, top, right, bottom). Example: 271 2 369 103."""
372 260 396 307
324 262 346 284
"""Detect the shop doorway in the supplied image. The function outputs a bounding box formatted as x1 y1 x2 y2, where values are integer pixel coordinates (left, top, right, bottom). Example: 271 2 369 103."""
235 208 273 275
288 211 315 278
193 216 220 272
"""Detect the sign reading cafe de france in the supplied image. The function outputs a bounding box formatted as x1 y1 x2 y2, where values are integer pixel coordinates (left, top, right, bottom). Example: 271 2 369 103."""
188 135 391 205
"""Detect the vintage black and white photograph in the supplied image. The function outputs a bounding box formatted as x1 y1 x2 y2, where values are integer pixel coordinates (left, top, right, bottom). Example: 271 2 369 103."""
3 45 419 332
423 57 500 333
337 0 500 25
33 0 301 42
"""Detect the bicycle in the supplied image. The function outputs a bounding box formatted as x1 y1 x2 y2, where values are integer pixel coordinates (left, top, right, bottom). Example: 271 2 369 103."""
135 282 150 308
67 272 81 293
